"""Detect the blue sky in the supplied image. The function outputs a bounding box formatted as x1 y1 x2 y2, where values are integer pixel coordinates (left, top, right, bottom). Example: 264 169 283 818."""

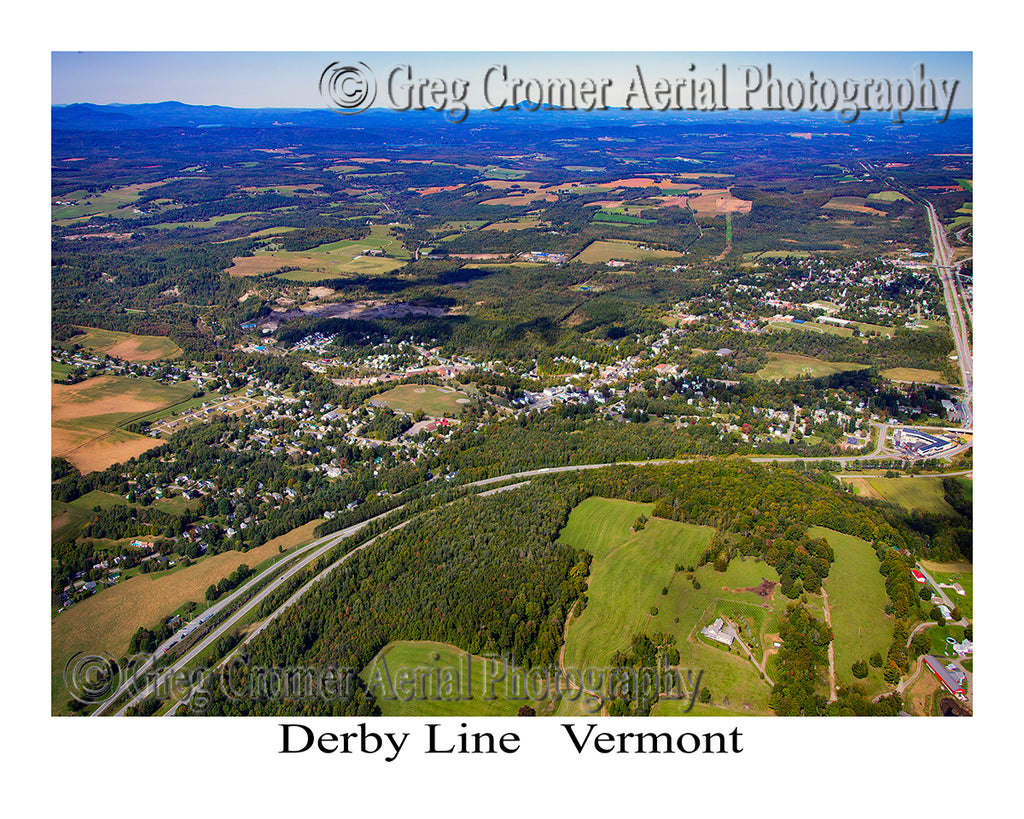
52 51 972 110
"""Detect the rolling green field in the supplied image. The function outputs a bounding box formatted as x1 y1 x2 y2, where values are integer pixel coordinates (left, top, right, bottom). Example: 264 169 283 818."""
225 225 410 280
592 211 656 225
151 212 262 230
62 326 182 362
866 477 960 517
429 220 489 232
755 353 869 381
360 641 548 716
557 499 712 666
482 166 528 180
368 384 474 417
573 239 684 264
51 181 172 223
810 526 893 695
557 497 778 715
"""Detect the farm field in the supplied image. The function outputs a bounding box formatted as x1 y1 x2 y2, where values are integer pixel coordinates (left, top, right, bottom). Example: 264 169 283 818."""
557 498 711 670
743 250 812 261
881 367 946 383
238 184 323 196
360 641 548 716
52 375 196 472
556 497 777 715
866 476 960 517
151 211 263 230
866 190 911 201
573 239 684 264
368 383 474 417
484 218 549 231
810 526 893 696
51 180 172 223
755 353 869 381
481 191 558 206
687 189 752 215
822 196 888 215
592 211 656 225
225 225 409 280
63 326 182 361
51 518 323 715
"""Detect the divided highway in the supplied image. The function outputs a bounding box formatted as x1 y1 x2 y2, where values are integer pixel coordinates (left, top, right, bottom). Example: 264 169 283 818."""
924 200 973 426
100 430 968 716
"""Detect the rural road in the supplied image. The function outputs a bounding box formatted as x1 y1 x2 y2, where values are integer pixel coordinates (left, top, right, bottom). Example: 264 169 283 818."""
724 617 775 688
821 587 837 703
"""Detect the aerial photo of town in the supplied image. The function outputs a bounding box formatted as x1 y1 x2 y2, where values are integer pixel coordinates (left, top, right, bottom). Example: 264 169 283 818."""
51 51 975 721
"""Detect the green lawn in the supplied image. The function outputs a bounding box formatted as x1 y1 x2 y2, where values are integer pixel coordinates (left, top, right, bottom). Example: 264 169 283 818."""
810 526 893 696
360 641 548 716
866 477 960 517
927 567 973 620
592 211 656 225
927 623 969 656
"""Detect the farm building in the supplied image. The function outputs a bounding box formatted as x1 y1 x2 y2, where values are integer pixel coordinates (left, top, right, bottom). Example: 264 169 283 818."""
700 618 737 647
911 569 927 583
923 655 966 696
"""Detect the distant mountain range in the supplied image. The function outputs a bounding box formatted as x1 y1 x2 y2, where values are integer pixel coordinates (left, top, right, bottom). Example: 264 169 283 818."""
52 100 973 132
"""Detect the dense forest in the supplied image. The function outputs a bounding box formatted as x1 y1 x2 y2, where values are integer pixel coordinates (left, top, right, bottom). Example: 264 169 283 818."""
185 481 590 716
